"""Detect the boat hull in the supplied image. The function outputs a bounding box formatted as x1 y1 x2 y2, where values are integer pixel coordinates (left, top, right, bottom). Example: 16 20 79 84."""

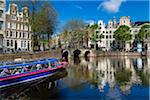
0 67 65 88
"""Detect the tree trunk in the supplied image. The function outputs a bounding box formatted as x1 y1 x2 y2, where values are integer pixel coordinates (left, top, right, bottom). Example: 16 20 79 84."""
48 33 50 49
42 33 45 51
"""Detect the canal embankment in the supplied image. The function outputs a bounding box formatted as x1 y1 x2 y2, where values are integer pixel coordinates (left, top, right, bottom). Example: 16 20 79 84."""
0 50 61 61
0 50 149 61
90 51 150 57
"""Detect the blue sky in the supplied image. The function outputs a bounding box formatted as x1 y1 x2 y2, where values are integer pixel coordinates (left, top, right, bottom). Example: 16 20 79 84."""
50 0 149 25
6 0 149 34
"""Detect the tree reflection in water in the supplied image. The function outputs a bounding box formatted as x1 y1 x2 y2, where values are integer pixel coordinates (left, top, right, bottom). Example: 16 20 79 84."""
1 57 149 99
66 56 149 95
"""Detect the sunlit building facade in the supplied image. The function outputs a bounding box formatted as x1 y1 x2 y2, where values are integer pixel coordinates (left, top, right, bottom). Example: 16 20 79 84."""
88 16 150 51
3 3 32 52
0 0 5 52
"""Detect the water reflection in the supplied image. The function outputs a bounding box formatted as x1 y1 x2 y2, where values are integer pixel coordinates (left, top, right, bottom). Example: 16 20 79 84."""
65 56 149 98
1 57 149 99
1 70 68 99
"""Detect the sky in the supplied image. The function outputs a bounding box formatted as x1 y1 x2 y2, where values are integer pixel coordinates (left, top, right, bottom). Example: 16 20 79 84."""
50 0 149 25
6 0 149 34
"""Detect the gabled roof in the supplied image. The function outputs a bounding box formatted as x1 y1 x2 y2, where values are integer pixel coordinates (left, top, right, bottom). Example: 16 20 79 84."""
132 21 150 26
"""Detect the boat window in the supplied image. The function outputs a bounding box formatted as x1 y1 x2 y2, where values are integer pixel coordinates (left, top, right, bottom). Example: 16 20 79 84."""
0 68 11 76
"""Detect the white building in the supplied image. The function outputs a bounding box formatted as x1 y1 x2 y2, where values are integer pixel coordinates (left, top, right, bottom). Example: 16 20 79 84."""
88 16 150 51
3 3 32 52
0 0 5 52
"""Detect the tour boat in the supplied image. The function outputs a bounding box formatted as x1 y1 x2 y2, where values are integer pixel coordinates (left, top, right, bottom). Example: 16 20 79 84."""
0 58 67 88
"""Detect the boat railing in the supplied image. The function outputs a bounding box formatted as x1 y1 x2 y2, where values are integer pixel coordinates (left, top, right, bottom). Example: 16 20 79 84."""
0 58 62 77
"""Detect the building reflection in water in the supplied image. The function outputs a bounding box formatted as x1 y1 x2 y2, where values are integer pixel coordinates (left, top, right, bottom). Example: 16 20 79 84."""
66 56 149 95
1 57 149 99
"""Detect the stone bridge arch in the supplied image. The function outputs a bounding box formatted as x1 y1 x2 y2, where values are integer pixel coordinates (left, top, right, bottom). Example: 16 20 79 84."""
63 49 93 57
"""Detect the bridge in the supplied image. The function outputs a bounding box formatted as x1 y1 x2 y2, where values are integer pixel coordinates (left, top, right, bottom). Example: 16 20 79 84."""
62 49 96 57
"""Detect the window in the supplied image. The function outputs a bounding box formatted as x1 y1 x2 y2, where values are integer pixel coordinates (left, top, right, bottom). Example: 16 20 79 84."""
110 35 112 39
7 22 10 28
21 24 23 30
24 41 26 47
124 20 126 24
106 31 108 34
106 41 108 47
21 41 23 47
6 31 9 37
11 23 16 29
0 21 3 30
0 1 4 8
16 32 18 38
20 32 21 38
106 35 108 39
0 10 3 18
96 31 99 33
102 35 104 38
103 31 105 33
11 40 13 46
28 33 29 39
110 31 112 33
7 40 9 46
10 31 12 37
17 24 20 30
11 15 16 20
96 35 98 38
23 33 25 38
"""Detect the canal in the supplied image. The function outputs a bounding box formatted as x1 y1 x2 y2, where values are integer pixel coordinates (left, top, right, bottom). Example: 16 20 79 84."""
1 57 150 99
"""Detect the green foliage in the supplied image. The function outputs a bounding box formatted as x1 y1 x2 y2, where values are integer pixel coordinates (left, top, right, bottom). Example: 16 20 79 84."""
136 70 149 86
114 25 132 42
91 33 103 42
136 24 150 42
89 24 98 30
16 1 58 51
88 24 102 49
115 69 132 86
62 19 86 48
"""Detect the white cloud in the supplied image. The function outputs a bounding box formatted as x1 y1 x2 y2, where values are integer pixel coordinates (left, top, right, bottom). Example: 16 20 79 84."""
74 5 83 10
85 20 95 25
97 0 126 13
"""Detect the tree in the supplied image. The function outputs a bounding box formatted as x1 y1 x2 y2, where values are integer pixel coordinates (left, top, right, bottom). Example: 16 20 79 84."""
136 24 150 42
114 25 132 51
14 1 58 51
89 24 103 50
62 19 86 49
84 27 90 48
32 2 57 51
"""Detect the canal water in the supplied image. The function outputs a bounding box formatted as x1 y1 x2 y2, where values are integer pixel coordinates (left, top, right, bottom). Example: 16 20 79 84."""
1 57 150 100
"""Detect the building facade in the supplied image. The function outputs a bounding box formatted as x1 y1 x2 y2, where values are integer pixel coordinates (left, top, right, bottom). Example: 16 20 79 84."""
3 3 32 52
0 0 5 52
88 16 150 51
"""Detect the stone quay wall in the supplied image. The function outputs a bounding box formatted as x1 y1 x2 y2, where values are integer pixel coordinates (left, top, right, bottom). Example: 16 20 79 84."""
0 50 149 61
90 51 150 57
0 50 62 61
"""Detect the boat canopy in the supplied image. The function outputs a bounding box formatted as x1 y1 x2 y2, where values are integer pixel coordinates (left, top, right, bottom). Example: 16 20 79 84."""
0 58 59 69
